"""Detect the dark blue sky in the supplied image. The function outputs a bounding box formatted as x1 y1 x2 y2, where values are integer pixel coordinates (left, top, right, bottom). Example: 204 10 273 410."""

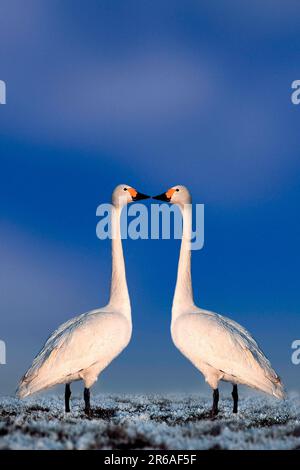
1 0 300 396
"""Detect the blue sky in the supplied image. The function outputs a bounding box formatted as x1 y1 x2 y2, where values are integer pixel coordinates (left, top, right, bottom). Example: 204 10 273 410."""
1 0 300 396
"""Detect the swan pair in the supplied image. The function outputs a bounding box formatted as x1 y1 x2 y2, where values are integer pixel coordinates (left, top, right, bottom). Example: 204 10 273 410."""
17 184 284 417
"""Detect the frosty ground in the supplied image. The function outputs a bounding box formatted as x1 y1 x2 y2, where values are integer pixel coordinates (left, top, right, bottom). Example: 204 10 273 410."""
0 393 300 450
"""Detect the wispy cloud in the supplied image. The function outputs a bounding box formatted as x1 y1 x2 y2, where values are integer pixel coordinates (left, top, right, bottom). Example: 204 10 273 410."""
1 0 299 206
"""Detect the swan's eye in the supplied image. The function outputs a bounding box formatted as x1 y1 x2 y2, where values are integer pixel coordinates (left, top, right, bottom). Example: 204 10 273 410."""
123 188 128 191
176 188 179 192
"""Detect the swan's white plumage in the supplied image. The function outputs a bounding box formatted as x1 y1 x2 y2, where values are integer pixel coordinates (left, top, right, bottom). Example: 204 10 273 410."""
172 309 284 398
166 185 285 399
18 308 131 398
17 184 136 399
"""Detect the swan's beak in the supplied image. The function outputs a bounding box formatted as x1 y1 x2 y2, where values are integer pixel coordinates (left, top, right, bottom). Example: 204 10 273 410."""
132 191 150 201
152 192 171 202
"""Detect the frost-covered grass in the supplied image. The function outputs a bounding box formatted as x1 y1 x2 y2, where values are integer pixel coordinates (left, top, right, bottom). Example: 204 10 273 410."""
0 393 300 450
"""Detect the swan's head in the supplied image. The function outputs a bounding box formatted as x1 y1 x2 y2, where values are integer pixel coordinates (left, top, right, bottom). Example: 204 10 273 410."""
112 184 150 207
153 185 191 206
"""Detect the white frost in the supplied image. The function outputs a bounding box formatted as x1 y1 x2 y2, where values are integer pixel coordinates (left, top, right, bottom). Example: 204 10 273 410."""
0 393 299 450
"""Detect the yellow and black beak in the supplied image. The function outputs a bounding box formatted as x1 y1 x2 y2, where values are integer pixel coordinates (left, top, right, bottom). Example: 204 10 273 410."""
128 188 150 201
132 192 150 201
152 192 171 202
153 188 175 202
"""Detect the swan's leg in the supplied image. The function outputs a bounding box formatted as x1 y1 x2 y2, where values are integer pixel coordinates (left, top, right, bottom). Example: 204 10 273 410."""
232 384 238 413
211 388 219 417
65 383 71 412
84 387 91 415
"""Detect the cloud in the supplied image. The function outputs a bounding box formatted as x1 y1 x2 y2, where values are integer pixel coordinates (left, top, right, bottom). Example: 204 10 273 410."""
0 0 50 51
1 0 299 205
44 51 214 136
0 223 108 328
200 0 300 33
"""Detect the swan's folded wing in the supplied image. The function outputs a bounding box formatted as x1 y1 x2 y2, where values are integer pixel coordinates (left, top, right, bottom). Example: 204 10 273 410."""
17 311 128 396
178 313 283 396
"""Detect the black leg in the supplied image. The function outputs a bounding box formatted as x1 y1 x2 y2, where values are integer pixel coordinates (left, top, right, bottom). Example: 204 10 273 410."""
232 384 238 413
65 383 71 412
84 387 91 415
211 388 219 417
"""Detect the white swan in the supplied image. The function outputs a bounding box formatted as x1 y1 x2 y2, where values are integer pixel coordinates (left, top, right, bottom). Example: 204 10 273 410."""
17 184 149 414
153 185 285 416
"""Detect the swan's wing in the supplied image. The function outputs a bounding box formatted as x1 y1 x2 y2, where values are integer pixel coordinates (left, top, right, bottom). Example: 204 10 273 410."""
178 311 284 397
28 312 90 373
17 310 128 396
217 314 273 368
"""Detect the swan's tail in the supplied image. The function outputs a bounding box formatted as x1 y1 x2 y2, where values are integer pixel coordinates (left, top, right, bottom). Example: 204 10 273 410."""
245 374 286 400
16 383 32 399
16 374 39 398
270 376 286 399
16 370 55 399
17 379 55 398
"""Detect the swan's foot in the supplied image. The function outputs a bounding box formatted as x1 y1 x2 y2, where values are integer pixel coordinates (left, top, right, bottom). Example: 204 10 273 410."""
210 388 219 418
232 384 238 413
84 387 91 416
65 383 71 413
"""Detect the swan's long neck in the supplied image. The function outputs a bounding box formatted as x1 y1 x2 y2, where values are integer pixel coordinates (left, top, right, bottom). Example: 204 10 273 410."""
108 205 131 317
172 204 194 319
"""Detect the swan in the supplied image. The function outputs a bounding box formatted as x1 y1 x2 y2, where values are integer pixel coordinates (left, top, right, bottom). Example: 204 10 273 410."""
153 185 285 416
17 184 149 414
